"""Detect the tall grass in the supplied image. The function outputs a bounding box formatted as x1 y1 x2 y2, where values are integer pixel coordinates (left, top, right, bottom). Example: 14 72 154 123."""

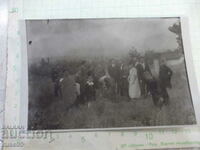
28 61 196 130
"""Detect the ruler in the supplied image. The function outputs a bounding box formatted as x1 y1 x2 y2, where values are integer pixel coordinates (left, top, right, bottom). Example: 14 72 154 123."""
0 0 8 149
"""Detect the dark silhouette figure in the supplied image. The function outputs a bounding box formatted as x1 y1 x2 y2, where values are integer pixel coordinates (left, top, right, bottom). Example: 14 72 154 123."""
119 63 129 97
51 67 62 97
108 59 120 95
159 59 173 105
136 58 147 97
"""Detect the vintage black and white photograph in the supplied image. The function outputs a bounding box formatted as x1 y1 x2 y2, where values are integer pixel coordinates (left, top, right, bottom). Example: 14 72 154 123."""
26 17 196 130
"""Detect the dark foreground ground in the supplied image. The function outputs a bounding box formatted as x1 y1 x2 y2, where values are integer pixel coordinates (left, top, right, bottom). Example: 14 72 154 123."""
28 63 196 130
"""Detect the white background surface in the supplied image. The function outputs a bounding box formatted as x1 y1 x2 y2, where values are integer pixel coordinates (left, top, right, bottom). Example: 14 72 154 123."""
3 0 200 149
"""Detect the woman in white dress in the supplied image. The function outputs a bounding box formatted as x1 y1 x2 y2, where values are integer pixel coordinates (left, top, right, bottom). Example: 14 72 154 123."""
128 63 141 100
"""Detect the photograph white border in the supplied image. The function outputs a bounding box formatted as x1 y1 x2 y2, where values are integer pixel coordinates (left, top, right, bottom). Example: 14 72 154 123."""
19 17 200 132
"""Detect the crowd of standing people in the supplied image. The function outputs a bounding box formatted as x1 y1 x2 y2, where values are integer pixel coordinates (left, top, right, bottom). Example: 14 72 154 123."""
50 55 173 108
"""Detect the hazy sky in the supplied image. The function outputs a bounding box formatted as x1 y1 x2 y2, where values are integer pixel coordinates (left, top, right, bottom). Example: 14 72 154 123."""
26 18 179 61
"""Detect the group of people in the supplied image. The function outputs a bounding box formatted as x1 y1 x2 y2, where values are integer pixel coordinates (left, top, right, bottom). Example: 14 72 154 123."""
51 56 173 108
107 57 173 107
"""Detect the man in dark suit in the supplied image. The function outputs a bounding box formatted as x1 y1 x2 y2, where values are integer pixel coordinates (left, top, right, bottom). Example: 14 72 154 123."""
51 66 62 97
159 58 173 105
119 62 129 97
108 59 120 95
136 57 146 97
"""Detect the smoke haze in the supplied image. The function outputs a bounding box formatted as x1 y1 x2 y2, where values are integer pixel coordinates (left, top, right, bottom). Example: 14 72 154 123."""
26 18 179 62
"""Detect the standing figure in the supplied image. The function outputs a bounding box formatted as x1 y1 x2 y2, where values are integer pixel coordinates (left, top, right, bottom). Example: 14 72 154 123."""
128 63 141 100
143 59 161 106
135 57 146 97
51 66 62 97
108 59 120 95
73 79 81 107
159 58 173 105
77 61 88 103
94 64 105 89
62 71 76 104
85 73 96 102
54 78 63 98
119 62 129 97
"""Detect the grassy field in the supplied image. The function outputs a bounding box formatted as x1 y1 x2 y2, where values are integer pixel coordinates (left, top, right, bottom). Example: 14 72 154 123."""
28 62 196 130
